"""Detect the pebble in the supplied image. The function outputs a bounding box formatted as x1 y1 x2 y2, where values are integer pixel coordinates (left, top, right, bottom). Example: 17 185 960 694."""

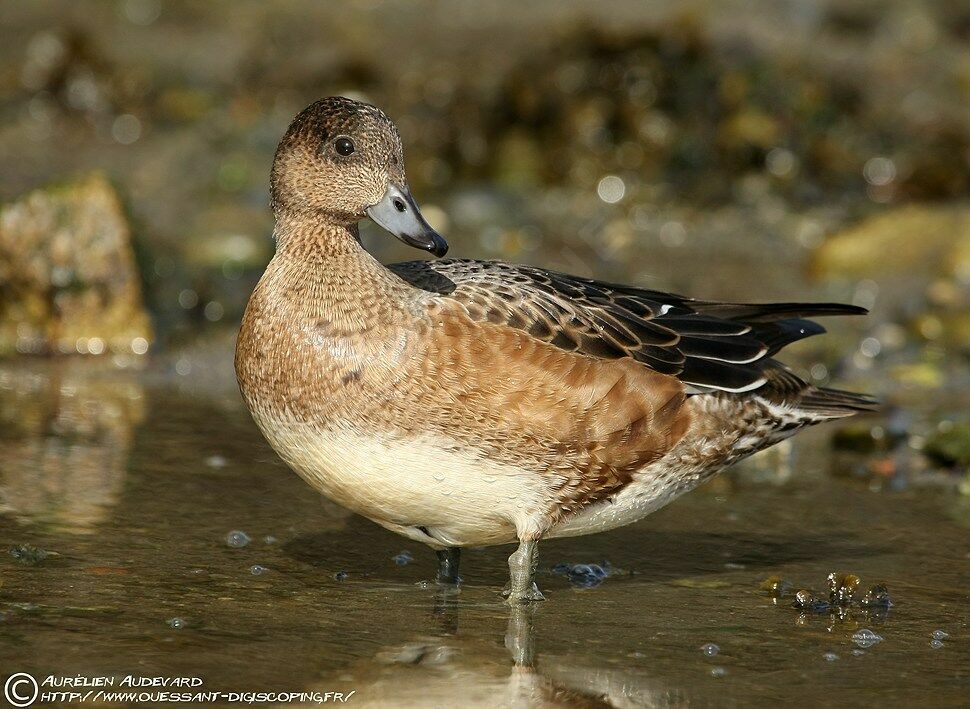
226 530 251 548
553 561 611 588
9 544 51 565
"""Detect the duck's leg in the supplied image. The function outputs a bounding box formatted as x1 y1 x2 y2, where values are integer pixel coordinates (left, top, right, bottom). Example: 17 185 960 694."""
435 547 461 585
505 539 545 604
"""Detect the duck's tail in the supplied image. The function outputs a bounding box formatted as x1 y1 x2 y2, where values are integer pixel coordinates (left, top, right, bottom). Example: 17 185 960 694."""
759 364 879 421
795 385 880 419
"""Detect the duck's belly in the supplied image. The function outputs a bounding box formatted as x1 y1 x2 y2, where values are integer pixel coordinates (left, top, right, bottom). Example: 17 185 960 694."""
253 413 728 548
255 414 553 546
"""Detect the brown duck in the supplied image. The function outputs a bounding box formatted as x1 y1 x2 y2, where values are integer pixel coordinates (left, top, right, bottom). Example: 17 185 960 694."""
235 97 875 602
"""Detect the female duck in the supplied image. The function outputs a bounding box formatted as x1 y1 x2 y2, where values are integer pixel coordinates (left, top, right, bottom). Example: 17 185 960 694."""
235 97 874 603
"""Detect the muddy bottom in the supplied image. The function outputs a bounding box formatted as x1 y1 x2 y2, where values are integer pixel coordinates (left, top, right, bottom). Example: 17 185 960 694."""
0 359 966 707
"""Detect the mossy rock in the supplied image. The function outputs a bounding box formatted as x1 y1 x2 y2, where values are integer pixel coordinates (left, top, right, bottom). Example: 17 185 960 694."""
924 421 970 468
0 173 153 356
811 205 970 282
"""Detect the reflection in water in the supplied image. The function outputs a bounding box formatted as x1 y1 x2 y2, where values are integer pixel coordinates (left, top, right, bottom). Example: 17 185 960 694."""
337 592 681 708
0 360 144 533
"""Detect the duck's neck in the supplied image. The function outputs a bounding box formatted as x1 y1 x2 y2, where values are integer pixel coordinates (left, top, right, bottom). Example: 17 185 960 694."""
268 214 412 329
274 212 363 259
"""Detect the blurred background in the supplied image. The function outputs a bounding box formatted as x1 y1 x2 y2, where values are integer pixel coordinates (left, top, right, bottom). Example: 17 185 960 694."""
2 0 967 463
1 1 968 704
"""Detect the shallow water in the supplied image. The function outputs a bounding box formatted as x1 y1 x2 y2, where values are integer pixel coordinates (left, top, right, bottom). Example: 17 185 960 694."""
0 359 966 707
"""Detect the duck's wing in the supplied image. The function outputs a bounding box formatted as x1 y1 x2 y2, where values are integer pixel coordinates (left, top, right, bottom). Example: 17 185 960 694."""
390 258 868 395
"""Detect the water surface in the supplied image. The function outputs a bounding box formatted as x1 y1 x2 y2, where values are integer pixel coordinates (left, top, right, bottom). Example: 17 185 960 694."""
0 359 966 707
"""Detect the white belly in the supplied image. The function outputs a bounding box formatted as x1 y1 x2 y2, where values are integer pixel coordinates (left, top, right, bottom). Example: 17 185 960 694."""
253 414 722 548
255 415 550 546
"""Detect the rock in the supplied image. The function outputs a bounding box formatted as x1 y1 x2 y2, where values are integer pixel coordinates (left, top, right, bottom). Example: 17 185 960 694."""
0 173 153 356
924 421 970 468
811 205 970 283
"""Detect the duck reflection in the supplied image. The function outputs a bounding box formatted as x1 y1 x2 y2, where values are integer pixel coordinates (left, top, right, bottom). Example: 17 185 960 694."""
330 591 684 708
0 360 144 533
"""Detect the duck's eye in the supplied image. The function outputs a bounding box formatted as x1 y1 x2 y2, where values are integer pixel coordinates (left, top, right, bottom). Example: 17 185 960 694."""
334 137 355 156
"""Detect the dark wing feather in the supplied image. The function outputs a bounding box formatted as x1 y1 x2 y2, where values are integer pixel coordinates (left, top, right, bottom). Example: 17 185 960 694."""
390 259 865 394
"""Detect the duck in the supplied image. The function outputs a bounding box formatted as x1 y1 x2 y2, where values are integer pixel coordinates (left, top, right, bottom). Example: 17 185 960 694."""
235 96 876 603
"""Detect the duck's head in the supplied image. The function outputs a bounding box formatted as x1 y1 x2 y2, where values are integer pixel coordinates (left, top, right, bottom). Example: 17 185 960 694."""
270 96 448 257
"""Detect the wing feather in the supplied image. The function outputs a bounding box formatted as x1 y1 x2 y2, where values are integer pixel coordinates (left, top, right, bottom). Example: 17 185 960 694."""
390 259 865 394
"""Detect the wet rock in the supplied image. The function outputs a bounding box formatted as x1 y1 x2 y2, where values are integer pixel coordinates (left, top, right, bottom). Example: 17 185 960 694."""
858 584 893 609
553 561 611 588
792 589 830 613
759 575 793 597
785 573 892 621
924 421 970 468
827 572 862 606
9 544 53 565
0 174 153 356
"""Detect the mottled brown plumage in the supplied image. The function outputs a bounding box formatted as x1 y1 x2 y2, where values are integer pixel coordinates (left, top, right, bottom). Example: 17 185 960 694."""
235 97 875 602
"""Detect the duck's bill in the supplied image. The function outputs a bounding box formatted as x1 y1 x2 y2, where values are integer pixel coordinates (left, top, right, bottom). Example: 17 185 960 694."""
365 183 448 257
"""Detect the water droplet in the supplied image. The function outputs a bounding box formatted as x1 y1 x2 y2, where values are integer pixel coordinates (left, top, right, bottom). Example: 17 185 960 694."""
432 472 445 482
823 652 839 662
111 114 142 145
852 629 883 648
700 643 720 657
250 565 268 576
205 455 227 468
263 536 277 545
710 667 727 678
167 617 185 629
392 551 413 566
597 175 626 204
333 571 348 581
225 530 251 548
930 639 944 650
931 630 949 641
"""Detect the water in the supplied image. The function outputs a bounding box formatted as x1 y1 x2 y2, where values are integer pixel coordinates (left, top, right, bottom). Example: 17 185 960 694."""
0 358 967 706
